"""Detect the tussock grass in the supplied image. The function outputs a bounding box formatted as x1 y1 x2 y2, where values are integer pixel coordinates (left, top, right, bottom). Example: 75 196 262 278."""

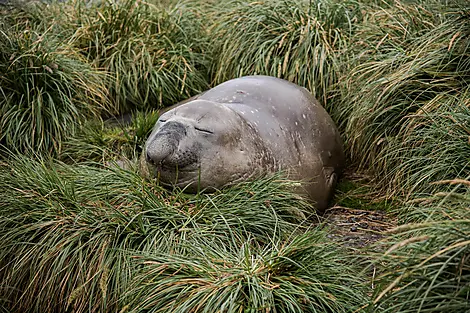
378 92 470 199
1 0 211 114
125 231 367 313
0 154 368 313
0 13 108 153
60 110 160 163
71 0 210 112
337 1 470 197
210 0 361 104
370 180 470 312
2 0 470 311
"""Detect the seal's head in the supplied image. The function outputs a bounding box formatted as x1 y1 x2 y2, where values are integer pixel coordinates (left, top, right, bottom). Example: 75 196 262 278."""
144 100 269 191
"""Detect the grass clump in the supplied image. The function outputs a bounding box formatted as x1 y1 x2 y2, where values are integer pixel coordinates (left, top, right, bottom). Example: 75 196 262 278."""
71 0 210 112
210 0 361 105
379 93 470 198
125 231 368 313
0 14 108 154
369 180 470 312
337 1 470 197
60 110 160 164
0 154 369 313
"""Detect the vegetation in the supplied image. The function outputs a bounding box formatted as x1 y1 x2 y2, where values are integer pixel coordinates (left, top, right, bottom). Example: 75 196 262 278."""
0 155 366 312
70 0 211 112
0 0 469 312
126 231 367 312
370 180 470 312
210 0 361 105
60 110 160 163
339 1 470 198
0 11 108 153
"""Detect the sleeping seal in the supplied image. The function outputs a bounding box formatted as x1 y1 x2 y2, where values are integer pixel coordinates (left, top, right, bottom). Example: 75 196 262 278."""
143 76 344 211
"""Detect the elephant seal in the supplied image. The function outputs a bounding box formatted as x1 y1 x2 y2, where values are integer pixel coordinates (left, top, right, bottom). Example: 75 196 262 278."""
143 76 344 211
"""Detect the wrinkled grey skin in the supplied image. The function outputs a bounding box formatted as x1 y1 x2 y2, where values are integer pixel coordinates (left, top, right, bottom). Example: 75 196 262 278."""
143 76 344 211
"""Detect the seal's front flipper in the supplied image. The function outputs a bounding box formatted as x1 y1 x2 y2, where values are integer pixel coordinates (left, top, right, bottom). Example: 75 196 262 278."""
323 167 338 199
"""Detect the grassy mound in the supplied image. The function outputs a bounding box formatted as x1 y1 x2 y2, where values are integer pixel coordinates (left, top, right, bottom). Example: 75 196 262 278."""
210 0 361 105
337 1 470 197
0 155 367 312
71 0 210 112
125 231 367 312
0 10 108 153
370 180 470 312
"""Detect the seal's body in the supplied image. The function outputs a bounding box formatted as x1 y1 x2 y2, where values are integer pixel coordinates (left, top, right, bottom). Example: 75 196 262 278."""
143 76 344 211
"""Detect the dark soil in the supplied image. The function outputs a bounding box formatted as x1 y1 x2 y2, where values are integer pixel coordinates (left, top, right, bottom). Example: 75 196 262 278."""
324 172 397 248
324 206 394 248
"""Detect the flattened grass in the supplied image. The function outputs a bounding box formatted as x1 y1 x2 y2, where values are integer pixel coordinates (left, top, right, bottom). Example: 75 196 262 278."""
60 110 160 164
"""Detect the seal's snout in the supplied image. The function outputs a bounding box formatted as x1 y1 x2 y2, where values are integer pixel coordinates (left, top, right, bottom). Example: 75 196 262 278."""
145 121 187 167
146 139 175 166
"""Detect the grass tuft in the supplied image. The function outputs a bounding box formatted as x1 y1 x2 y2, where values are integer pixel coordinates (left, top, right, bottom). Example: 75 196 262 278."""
336 1 470 197
0 154 366 313
210 0 361 105
370 180 470 312
0 13 108 153
71 0 210 112
125 231 368 313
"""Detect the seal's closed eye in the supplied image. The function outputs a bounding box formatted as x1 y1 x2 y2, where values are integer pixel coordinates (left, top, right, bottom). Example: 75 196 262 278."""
159 118 212 134
142 75 344 213
194 126 214 134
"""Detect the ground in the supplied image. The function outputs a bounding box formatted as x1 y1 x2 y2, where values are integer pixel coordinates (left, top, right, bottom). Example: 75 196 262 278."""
325 172 396 248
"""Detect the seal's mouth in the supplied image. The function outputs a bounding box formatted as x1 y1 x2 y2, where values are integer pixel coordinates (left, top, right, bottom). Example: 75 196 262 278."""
146 158 199 175
146 160 202 190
